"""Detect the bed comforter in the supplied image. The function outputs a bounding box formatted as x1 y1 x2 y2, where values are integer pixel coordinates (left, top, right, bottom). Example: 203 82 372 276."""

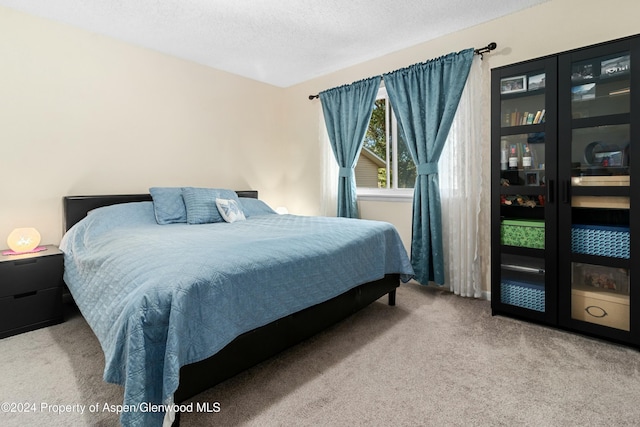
60 201 413 426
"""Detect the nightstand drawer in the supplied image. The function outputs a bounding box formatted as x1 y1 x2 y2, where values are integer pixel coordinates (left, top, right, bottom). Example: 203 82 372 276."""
0 253 64 298
0 287 63 338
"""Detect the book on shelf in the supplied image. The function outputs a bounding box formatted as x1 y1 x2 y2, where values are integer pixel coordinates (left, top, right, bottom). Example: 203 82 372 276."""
526 113 535 125
507 109 545 126
537 109 545 123
533 110 542 124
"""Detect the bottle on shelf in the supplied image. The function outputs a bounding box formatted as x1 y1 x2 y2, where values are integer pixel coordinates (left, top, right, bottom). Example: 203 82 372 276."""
508 144 519 170
522 144 532 169
500 139 508 170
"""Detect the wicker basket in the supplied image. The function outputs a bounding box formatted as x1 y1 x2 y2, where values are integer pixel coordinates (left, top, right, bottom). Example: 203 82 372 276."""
571 224 629 259
500 280 545 312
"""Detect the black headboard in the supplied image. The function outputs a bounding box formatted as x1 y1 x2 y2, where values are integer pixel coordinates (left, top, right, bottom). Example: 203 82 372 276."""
63 190 258 232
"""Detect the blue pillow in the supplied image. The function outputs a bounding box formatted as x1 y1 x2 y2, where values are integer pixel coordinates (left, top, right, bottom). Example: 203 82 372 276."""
238 197 276 217
149 187 187 224
182 187 240 224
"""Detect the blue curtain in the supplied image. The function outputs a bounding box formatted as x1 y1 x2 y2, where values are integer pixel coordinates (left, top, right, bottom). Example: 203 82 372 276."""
319 76 381 218
383 49 474 285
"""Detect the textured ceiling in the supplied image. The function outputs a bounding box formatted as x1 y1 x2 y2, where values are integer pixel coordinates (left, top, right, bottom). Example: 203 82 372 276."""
0 0 548 87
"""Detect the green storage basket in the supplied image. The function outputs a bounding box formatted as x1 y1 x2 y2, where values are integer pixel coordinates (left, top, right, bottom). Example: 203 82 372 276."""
501 219 545 249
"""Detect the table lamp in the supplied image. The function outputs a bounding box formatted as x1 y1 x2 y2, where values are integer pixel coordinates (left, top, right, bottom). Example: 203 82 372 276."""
6 228 41 253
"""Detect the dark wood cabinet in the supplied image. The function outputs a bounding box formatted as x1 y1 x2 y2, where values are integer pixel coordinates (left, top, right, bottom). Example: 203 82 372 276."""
492 35 638 347
0 245 64 339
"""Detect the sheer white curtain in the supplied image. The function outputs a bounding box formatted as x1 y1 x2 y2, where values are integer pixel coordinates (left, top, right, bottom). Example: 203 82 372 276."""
439 57 490 298
320 108 339 216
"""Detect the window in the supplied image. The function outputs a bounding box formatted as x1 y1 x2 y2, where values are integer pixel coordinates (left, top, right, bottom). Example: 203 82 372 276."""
356 87 415 199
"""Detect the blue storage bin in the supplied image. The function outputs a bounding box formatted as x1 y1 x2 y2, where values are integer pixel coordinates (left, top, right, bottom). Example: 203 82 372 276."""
500 280 545 312
571 224 630 259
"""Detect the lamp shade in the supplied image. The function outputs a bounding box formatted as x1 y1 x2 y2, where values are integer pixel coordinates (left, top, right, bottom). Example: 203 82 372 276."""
7 228 41 253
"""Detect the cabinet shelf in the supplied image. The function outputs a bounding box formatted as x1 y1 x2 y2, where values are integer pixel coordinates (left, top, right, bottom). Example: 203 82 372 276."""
500 245 545 258
573 90 629 102
500 186 547 196
500 123 545 135
501 87 546 100
571 72 630 87
571 112 630 128
571 186 629 196
571 253 630 269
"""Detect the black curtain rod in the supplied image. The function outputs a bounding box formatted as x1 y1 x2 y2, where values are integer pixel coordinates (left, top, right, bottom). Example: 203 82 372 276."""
308 42 497 100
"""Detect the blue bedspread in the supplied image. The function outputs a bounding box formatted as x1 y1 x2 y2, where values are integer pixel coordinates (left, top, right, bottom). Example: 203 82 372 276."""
60 201 413 426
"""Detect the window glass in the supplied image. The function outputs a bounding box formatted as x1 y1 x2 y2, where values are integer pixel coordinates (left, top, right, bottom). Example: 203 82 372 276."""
357 88 415 189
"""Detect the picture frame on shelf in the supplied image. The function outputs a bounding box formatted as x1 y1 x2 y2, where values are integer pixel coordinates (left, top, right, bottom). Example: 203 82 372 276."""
572 62 594 81
500 75 527 94
526 171 540 186
601 55 630 78
572 83 596 101
528 73 546 90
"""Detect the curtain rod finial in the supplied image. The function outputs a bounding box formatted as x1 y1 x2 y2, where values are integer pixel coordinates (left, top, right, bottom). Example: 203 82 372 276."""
309 94 319 100
474 42 497 59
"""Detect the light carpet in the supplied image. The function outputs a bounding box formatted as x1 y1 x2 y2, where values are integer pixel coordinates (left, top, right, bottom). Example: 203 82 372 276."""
1 282 639 426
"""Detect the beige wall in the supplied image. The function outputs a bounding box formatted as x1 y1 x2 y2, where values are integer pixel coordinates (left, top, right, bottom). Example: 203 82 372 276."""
0 6 287 245
283 0 640 293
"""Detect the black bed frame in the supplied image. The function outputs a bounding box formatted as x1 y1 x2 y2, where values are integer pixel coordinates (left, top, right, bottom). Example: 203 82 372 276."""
63 192 400 424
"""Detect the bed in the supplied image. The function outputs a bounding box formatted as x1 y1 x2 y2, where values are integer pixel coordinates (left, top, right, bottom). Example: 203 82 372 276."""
61 189 414 427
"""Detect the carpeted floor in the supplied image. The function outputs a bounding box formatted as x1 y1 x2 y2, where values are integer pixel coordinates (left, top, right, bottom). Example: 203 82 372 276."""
1 282 639 426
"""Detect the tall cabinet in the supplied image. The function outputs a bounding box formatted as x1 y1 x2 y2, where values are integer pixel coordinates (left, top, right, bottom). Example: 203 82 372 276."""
491 35 638 347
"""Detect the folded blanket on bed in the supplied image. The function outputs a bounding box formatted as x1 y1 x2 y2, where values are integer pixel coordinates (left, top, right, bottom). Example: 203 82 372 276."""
60 201 413 426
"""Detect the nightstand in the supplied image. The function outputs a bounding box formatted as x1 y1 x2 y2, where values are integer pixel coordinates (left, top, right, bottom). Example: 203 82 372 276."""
0 245 64 339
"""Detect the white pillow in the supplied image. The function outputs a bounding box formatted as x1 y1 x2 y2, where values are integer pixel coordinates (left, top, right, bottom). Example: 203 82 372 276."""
215 198 246 223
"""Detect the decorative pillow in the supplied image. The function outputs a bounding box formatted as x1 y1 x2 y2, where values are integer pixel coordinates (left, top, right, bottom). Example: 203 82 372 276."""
215 198 246 223
149 187 187 224
238 197 276 217
182 187 240 224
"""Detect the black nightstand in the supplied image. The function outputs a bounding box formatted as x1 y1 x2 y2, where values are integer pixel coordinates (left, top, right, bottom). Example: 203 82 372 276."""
0 245 64 339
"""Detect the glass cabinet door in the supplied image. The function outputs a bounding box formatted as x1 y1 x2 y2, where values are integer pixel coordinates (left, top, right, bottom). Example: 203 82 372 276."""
498 128 548 315
559 40 634 338
492 57 557 323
